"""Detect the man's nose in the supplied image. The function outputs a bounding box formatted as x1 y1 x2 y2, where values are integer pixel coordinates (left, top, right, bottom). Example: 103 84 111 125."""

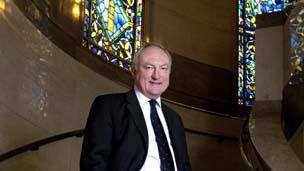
152 69 160 79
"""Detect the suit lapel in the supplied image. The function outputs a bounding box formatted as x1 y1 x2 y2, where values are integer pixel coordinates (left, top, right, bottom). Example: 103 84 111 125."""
125 90 149 150
125 90 180 165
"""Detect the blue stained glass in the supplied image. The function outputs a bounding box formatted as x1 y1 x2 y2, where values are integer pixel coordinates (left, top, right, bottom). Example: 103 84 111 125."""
123 63 129 70
245 100 253 106
91 47 98 54
83 1 91 39
101 51 109 60
83 30 88 38
84 15 89 25
83 0 143 71
290 33 296 48
239 0 244 19
110 56 117 64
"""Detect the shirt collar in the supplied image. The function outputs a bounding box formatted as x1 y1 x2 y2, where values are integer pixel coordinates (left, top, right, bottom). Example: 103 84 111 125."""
134 86 161 107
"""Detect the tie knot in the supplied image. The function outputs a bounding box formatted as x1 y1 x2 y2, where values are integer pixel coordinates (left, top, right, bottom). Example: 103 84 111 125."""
149 99 157 107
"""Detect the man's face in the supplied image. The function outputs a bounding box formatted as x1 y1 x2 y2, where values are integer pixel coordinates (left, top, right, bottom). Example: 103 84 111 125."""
133 46 171 99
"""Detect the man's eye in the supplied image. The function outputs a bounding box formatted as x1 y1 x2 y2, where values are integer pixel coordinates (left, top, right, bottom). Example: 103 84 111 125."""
160 66 168 70
145 66 154 70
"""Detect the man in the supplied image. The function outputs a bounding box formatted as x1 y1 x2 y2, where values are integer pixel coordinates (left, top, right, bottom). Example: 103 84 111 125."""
80 42 191 171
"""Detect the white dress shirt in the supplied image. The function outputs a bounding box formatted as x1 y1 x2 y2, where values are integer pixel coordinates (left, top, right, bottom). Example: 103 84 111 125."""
134 88 177 171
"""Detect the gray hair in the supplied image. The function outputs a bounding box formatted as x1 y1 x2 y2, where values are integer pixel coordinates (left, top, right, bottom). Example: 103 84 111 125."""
132 42 172 70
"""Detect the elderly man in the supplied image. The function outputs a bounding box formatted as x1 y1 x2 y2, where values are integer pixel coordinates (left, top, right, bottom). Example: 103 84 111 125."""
80 42 191 171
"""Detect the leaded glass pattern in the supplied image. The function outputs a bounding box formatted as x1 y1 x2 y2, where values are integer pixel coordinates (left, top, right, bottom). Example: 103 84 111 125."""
288 3 304 85
135 0 143 50
83 0 144 70
238 0 288 106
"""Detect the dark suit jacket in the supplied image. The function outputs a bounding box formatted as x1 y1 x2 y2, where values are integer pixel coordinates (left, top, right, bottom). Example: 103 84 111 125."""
80 90 191 171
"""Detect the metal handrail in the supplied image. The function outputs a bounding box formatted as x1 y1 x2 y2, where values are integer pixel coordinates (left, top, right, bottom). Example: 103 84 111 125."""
0 129 84 162
239 118 254 171
0 126 239 162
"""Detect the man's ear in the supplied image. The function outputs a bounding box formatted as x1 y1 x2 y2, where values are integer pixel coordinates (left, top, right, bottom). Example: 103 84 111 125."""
131 68 136 77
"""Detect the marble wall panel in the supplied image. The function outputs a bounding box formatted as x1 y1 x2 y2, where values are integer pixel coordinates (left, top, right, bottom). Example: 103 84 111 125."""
255 26 284 101
0 102 48 154
186 132 244 171
165 102 243 138
0 0 126 144
149 0 237 71
73 67 128 128
0 137 83 171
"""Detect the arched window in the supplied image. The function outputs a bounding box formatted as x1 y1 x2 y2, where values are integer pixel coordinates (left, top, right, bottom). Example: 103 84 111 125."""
238 0 288 106
82 0 144 70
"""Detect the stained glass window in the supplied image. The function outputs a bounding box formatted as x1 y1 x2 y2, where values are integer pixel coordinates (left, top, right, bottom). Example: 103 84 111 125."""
83 0 143 71
238 0 288 106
